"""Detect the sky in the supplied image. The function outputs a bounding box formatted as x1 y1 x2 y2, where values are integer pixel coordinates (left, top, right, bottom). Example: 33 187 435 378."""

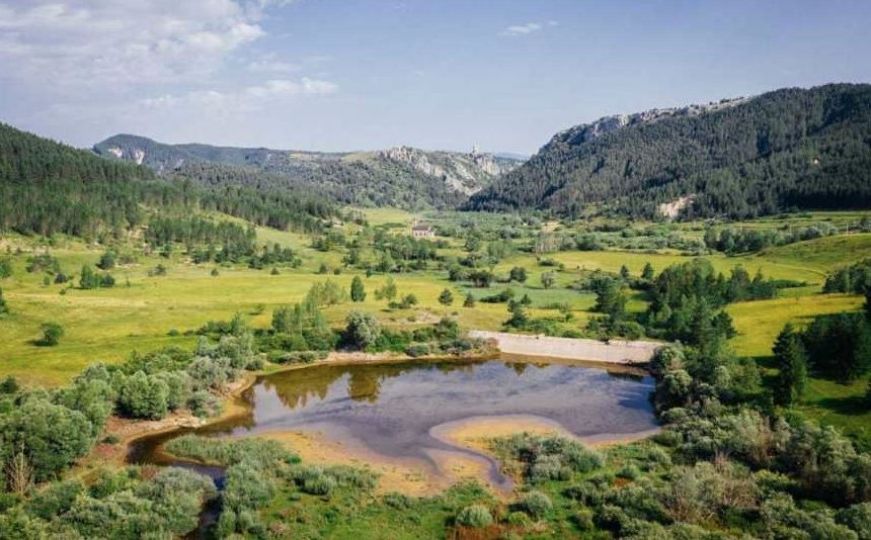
1 0 870 155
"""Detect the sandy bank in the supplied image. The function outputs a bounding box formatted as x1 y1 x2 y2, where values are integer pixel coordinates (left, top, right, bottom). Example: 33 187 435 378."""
470 330 661 365
257 429 495 497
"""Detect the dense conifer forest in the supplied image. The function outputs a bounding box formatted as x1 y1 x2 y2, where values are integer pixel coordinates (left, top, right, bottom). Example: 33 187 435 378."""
0 123 337 239
468 84 871 219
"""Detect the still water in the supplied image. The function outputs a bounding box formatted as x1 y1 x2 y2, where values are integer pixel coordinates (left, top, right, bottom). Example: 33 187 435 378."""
131 359 656 469
128 359 657 537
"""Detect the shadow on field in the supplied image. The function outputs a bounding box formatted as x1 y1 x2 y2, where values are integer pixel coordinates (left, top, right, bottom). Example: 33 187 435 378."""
814 395 870 416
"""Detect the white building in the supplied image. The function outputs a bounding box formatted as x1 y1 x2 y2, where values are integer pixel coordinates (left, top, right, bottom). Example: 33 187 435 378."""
411 223 435 239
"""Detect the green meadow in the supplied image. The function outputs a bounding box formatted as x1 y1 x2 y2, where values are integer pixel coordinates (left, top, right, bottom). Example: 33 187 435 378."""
1 212 870 442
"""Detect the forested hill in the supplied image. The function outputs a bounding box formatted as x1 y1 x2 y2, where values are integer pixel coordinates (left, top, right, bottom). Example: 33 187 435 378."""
466 83 871 219
93 135 522 210
0 123 337 239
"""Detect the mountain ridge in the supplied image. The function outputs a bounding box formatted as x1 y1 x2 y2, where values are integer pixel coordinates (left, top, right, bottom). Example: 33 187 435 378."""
94 134 523 210
467 83 871 219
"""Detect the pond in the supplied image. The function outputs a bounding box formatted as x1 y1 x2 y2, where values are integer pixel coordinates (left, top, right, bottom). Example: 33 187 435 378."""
131 358 658 468
128 359 657 535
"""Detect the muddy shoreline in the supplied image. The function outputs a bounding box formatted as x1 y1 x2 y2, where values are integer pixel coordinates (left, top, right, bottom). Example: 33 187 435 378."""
104 346 658 496
117 348 498 458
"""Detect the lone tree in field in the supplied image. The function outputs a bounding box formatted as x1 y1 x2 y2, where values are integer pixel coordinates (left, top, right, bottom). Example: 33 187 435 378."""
350 276 366 302
620 265 631 279
540 271 556 289
38 322 64 346
463 293 476 308
97 250 116 270
438 288 454 306
509 266 528 283
772 323 808 406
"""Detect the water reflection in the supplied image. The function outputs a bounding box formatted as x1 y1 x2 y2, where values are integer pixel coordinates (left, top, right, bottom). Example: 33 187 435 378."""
132 360 656 471
230 360 656 461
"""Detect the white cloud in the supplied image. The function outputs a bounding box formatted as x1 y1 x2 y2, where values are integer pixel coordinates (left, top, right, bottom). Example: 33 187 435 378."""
501 20 557 37
140 77 338 113
248 54 300 73
0 0 267 90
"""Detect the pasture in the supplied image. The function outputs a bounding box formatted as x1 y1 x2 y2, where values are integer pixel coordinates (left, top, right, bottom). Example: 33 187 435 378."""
1 212 869 444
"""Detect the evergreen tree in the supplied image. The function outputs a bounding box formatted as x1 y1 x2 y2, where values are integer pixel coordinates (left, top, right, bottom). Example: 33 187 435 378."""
97 250 116 270
438 289 454 306
593 278 627 322
0 286 8 314
773 323 809 406
463 293 476 308
802 312 871 382
620 265 631 279
505 300 528 329
79 265 96 289
641 263 655 280
350 276 366 302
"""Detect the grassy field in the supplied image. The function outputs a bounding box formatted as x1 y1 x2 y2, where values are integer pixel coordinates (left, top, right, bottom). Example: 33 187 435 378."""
1 212 869 443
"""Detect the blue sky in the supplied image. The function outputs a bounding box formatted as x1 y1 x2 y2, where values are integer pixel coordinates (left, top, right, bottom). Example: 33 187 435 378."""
1 0 869 154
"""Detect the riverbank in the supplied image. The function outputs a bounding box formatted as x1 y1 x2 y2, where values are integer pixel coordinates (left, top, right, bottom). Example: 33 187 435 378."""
469 330 662 365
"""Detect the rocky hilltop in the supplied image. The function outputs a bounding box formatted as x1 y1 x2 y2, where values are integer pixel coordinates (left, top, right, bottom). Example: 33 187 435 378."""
546 97 748 148
377 145 518 195
94 135 521 209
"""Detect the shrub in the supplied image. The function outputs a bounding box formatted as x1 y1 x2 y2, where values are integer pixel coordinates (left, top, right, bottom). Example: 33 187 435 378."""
0 397 93 481
187 390 222 418
518 490 552 519
38 321 64 346
223 462 275 512
383 492 412 509
114 371 170 420
405 343 431 357
506 511 530 526
302 475 336 496
572 508 595 531
837 502 871 540
456 504 493 528
25 479 84 520
343 311 381 350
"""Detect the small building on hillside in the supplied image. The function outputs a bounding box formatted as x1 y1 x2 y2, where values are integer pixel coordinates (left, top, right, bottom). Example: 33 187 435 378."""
411 223 435 239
